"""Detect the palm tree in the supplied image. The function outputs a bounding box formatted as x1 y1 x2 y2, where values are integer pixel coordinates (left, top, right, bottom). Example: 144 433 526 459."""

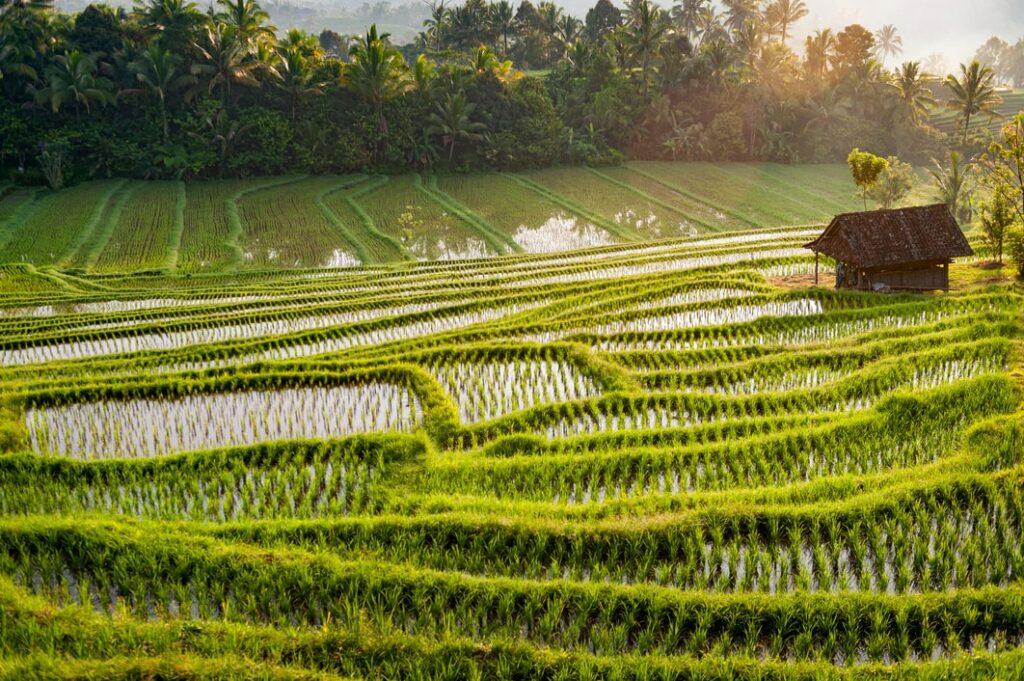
274 44 325 121
624 0 669 101
426 90 487 160
488 0 514 56
191 24 261 103
733 20 763 71
722 0 759 34
0 42 37 81
944 60 1002 144
422 0 447 51
803 28 834 82
345 25 411 143
671 0 708 43
664 121 706 160
33 50 114 117
700 37 734 88
929 151 972 222
191 107 249 176
556 15 582 54
765 0 807 43
279 28 322 57
123 45 196 140
873 24 902 65
216 0 275 46
891 61 934 124
136 0 205 53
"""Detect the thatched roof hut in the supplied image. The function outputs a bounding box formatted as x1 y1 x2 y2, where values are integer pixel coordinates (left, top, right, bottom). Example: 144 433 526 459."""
804 205 973 291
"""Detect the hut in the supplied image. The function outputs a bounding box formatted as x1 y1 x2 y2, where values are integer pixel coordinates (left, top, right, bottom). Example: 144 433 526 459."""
804 204 973 292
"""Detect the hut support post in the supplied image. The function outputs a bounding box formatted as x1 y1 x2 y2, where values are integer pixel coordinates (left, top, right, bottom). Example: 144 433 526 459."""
814 252 819 286
944 261 949 292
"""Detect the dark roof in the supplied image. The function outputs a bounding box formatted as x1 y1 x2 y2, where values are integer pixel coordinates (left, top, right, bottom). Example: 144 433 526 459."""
804 204 973 268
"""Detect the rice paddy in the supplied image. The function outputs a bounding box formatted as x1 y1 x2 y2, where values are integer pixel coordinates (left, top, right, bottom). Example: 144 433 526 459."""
0 164 877 272
0 167 1021 679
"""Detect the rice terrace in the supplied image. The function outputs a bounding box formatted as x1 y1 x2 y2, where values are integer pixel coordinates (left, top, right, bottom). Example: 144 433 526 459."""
2 0 1024 677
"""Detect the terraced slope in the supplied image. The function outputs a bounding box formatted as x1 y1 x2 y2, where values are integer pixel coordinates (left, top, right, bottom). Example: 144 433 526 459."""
0 164 919 273
931 89 1024 137
0 229 1020 679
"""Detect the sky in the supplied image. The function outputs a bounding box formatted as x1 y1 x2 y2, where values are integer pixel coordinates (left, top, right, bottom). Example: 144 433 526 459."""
783 0 1024 69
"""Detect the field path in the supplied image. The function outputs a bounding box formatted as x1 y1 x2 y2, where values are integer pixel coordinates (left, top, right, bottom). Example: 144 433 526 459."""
313 175 374 264
163 181 187 271
70 181 143 270
323 176 414 263
52 179 129 268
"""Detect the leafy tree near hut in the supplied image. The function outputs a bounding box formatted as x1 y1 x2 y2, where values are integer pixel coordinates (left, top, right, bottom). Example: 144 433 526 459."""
867 156 914 209
978 188 1014 263
848 148 889 209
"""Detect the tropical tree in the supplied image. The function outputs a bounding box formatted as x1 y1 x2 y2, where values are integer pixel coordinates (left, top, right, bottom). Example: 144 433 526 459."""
136 0 205 53
489 0 515 56
422 0 447 51
426 89 487 160
0 41 36 81
470 45 518 83
944 60 1002 144
191 24 260 103
891 61 934 124
765 0 807 43
803 28 834 82
623 0 669 101
123 44 196 141
670 0 708 42
280 28 322 57
191 106 248 175
33 50 114 116
274 43 325 121
345 25 411 144
873 24 902 65
929 151 972 223
216 0 275 46
721 0 758 34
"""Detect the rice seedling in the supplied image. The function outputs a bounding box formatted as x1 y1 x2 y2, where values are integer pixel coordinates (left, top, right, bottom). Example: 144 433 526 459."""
0 221 1020 679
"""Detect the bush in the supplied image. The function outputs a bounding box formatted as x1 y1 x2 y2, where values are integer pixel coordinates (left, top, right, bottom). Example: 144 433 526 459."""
1007 228 1024 278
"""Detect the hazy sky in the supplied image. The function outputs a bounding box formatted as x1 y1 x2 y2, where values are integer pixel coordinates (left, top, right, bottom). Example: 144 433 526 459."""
787 0 1024 68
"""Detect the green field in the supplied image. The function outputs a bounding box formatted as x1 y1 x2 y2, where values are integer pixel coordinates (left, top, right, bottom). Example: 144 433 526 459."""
0 164 878 273
0 221 1021 677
